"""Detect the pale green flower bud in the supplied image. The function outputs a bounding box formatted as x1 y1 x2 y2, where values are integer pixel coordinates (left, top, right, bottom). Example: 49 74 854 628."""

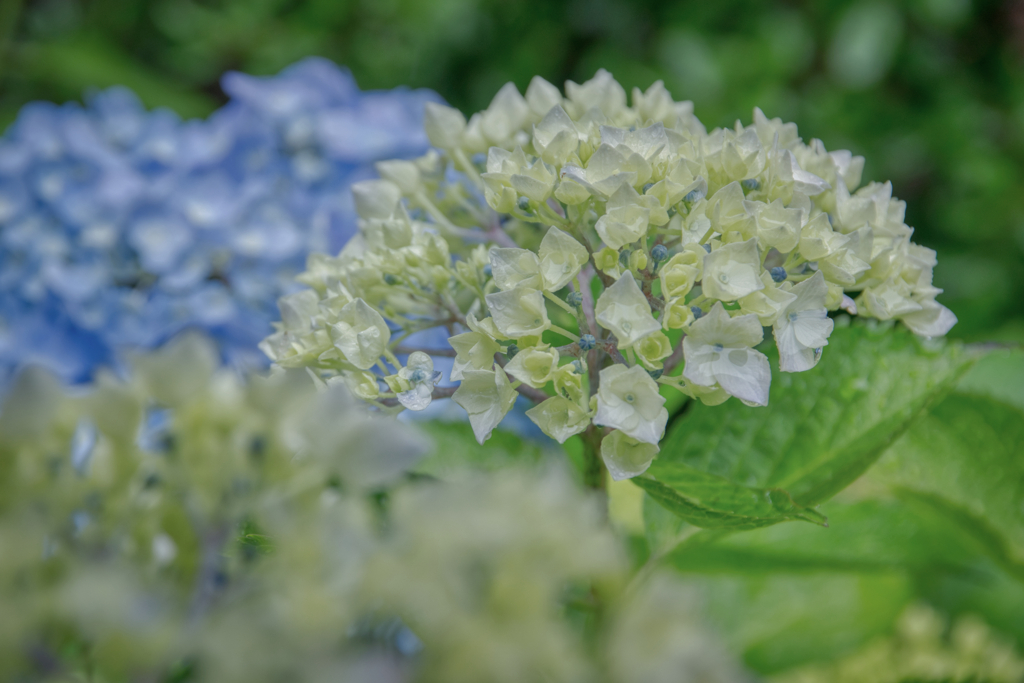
899 298 958 338
532 106 579 166
901 243 939 292
554 175 592 205
260 291 335 368
489 247 542 291
767 148 831 198
552 363 586 402
595 184 651 249
601 123 671 172
465 313 504 341
860 278 922 320
833 180 907 237
705 182 755 238
448 331 500 381
538 226 588 291
628 250 648 272
708 128 766 183
819 247 872 288
525 75 563 119
374 159 421 194
278 290 320 332
594 246 624 279
594 364 667 445
424 101 467 149
482 146 536 211
351 179 402 219
483 175 518 213
631 80 674 124
564 69 627 121
747 198 801 253
383 373 410 394
342 370 381 401
133 332 219 407
663 297 696 330
480 82 530 146
595 271 660 349
330 298 390 370
659 246 703 300
752 106 800 149
486 145 528 175
598 148 649 191
682 302 770 407
600 429 659 481
510 156 557 203
644 179 689 226
702 237 765 302
574 146 638 196
825 280 847 311
829 148 865 192
485 287 551 338
526 396 590 444
504 344 559 388
799 212 849 261
452 367 518 444
459 111 489 154
635 331 672 371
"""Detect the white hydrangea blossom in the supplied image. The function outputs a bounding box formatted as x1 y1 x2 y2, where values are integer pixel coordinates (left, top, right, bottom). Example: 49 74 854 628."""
595 271 661 349
773 272 834 373
452 366 518 444
600 428 660 481
593 365 668 445
682 303 771 407
262 70 956 480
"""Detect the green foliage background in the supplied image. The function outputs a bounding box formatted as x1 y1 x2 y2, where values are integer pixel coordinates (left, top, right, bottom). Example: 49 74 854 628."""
3 0 1024 341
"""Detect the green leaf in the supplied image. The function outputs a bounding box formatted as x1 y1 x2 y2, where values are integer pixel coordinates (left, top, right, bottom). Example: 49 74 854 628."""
916 557 1024 647
634 462 827 530
645 321 971 529
870 393 1024 577
687 572 914 674
658 498 1024 672
642 486 688 553
956 347 1024 413
664 499 973 574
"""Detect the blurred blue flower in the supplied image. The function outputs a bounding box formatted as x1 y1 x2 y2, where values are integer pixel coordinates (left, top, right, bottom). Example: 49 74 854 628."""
0 57 441 390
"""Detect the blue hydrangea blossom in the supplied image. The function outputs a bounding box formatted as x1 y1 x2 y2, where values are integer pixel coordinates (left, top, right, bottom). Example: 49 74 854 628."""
0 58 440 389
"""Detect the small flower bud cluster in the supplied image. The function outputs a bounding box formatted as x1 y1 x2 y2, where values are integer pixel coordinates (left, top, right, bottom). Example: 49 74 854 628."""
264 70 955 480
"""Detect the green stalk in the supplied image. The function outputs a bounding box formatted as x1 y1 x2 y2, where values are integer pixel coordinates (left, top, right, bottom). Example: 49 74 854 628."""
581 424 607 497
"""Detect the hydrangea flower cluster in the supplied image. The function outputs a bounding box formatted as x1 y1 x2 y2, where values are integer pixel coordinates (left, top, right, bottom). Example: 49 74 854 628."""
0 334 743 683
262 70 956 481
0 58 439 390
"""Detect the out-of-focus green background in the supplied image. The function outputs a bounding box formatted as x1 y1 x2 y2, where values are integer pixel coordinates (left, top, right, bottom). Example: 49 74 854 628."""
2 0 1022 341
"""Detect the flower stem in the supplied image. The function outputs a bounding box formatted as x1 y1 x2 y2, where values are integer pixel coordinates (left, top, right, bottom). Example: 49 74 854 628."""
581 424 607 497
548 323 580 342
544 290 577 316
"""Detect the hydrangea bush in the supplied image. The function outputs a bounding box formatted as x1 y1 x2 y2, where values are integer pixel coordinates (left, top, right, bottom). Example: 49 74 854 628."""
5 64 1024 683
262 70 956 484
0 58 439 390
